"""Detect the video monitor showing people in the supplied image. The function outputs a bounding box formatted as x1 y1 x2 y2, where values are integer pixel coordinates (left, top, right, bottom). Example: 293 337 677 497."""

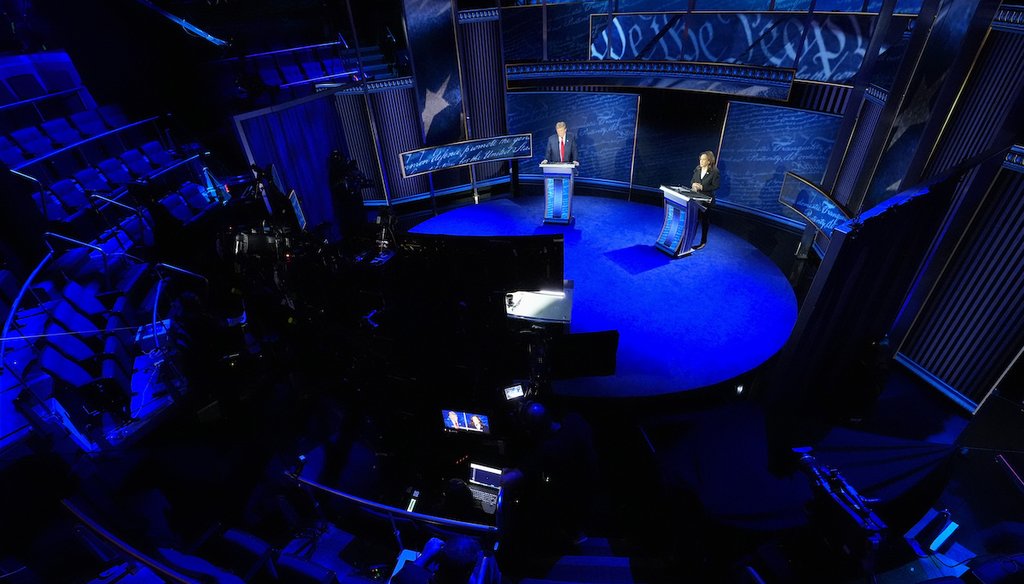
503 384 525 400
442 409 491 434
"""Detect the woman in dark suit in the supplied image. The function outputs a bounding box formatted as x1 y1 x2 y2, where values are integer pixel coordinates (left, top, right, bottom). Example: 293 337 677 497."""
689 150 720 250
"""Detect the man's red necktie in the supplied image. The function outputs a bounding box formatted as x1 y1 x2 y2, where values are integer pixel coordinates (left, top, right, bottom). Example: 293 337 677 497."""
560 140 565 162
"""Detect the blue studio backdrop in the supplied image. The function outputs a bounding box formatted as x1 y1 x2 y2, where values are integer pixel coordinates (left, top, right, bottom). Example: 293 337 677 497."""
717 102 843 221
507 92 639 185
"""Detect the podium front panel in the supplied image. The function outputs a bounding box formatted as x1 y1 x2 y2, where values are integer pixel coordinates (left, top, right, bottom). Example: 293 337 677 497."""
655 186 701 257
541 163 575 225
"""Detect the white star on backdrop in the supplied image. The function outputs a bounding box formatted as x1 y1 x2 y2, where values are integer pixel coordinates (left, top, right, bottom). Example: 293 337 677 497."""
413 0 452 20
888 76 942 146
422 74 452 137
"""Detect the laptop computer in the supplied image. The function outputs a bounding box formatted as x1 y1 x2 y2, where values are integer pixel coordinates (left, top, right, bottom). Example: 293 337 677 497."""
467 462 502 515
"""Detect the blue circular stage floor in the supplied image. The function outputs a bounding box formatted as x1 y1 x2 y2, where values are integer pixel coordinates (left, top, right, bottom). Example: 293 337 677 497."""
410 196 797 398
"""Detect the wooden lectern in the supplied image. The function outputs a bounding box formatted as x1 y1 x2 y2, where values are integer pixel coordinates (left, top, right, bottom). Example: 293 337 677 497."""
656 185 709 257
540 162 576 224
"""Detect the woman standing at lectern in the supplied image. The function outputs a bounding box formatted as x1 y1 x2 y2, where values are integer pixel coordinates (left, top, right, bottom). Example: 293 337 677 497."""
690 150 720 250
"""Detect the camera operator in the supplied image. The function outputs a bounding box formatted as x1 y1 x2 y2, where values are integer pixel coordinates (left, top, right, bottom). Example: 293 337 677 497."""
328 151 372 245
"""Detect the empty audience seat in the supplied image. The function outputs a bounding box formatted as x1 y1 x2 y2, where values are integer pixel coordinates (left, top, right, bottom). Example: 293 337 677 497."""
0 144 25 166
97 158 135 186
159 193 194 224
257 60 284 87
118 148 156 178
49 178 89 210
41 118 83 148
11 126 55 159
73 168 114 194
6 73 46 100
0 81 18 105
178 182 213 211
69 110 108 137
278 55 306 85
139 141 173 167
96 105 128 130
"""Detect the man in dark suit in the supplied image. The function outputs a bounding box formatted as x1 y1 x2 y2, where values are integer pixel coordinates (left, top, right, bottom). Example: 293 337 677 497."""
689 150 720 250
542 121 579 166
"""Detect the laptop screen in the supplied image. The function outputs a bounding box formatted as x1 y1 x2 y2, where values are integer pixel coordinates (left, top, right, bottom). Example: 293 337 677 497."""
469 463 502 489
442 409 491 434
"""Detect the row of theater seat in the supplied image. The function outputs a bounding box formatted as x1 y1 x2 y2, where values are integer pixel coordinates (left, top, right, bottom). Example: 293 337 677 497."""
241 45 395 104
249 43 365 89
1 218 156 440
159 182 220 225
30 141 180 236
157 523 358 584
0 104 129 167
0 67 79 105
0 198 201 453
0 52 209 456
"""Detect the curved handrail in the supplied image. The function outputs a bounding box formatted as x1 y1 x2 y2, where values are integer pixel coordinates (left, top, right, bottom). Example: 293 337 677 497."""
149 263 209 351
150 277 166 351
240 39 348 60
90 193 154 238
0 86 82 114
62 499 200 584
147 153 202 181
44 231 110 288
8 168 49 221
154 263 209 287
288 473 499 536
0 237 147 373
88 192 136 213
0 250 55 371
43 231 105 256
282 69 361 89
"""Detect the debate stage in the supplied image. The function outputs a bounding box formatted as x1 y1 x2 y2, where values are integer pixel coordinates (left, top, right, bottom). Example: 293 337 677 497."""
410 196 798 399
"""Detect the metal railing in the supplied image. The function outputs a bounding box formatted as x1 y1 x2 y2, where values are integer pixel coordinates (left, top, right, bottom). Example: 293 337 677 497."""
62 499 200 584
288 472 501 553
0 250 55 369
148 262 209 351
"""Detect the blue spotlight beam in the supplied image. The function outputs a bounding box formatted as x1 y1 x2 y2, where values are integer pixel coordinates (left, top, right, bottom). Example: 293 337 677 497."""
133 0 229 47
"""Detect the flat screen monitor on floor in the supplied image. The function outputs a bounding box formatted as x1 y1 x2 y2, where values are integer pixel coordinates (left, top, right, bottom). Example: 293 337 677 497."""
400 233 565 293
442 409 491 434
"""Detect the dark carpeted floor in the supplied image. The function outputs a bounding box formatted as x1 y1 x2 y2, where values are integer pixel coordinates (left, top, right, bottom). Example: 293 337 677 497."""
411 196 798 398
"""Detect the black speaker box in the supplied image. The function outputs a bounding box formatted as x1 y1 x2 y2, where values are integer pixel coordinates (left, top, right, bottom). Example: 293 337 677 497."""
549 330 619 379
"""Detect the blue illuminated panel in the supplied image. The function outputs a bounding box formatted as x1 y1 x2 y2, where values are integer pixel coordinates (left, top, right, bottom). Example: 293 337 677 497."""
694 0 772 9
591 13 883 83
779 173 850 237
544 174 572 222
718 102 842 220
815 0 865 11
507 92 638 185
774 0 814 9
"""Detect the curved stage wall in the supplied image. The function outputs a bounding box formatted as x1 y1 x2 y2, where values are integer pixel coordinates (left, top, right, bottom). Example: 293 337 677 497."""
411 196 798 399
506 90 843 224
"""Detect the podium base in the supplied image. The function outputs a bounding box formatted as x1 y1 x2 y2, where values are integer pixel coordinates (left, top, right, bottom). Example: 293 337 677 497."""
543 215 575 226
654 242 693 258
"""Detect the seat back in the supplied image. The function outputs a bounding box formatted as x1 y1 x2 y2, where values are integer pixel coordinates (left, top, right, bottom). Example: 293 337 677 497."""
119 148 154 177
97 158 135 186
70 110 108 137
140 141 173 167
